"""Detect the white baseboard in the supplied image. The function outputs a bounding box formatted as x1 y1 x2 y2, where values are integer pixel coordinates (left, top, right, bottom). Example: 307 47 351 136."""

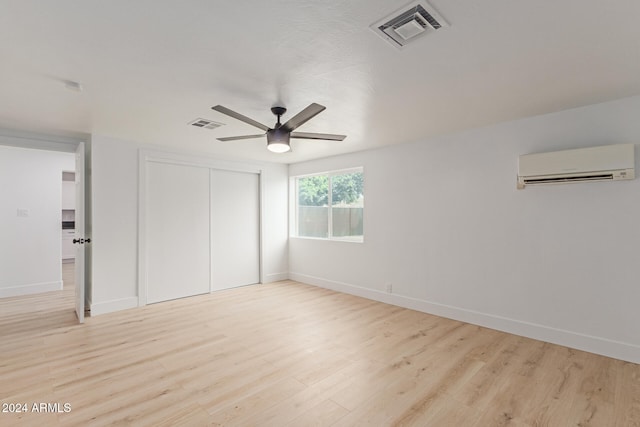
0 281 62 298
289 272 640 365
263 272 289 283
90 297 139 316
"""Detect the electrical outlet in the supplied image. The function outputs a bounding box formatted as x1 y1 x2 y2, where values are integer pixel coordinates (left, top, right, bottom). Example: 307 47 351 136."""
385 283 393 293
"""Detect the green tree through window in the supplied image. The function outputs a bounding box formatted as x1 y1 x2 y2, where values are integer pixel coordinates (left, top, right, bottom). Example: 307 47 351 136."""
332 172 363 205
298 175 328 206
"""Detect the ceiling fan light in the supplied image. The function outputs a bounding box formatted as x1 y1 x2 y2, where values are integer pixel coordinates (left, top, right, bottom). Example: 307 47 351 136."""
267 141 291 153
266 128 291 153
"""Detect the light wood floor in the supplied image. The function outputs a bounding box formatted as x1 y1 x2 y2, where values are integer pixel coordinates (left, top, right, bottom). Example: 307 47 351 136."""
1 270 639 426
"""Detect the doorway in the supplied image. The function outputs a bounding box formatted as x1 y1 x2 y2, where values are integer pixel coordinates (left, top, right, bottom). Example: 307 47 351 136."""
0 134 87 324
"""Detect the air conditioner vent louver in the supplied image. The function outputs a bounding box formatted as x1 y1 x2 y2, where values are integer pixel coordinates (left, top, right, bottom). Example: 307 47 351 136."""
371 1 449 49
524 174 614 185
188 118 224 130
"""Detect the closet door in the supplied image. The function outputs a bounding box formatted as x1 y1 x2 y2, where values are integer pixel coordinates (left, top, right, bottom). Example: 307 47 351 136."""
146 162 210 303
210 170 260 290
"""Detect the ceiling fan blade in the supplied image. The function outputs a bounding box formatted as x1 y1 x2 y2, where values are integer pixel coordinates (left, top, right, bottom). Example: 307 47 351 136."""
291 131 346 141
211 105 270 131
217 134 265 142
280 103 326 132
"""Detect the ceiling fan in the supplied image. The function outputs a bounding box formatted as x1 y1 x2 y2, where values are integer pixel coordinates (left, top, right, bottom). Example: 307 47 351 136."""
211 103 346 153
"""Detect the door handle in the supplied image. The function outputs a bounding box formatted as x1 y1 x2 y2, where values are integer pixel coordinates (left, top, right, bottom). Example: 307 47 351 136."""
73 238 91 244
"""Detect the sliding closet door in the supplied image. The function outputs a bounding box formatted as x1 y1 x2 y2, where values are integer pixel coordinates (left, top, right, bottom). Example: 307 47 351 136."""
210 169 260 290
146 162 210 303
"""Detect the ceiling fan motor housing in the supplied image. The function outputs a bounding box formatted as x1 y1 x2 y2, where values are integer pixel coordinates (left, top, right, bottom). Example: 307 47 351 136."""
267 128 291 152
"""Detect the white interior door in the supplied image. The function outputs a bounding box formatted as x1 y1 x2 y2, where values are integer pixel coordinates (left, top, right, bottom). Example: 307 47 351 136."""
210 169 260 290
146 161 210 304
74 142 85 323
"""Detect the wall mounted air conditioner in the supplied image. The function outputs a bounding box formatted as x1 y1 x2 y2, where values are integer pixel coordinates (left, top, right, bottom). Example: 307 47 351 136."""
517 143 635 189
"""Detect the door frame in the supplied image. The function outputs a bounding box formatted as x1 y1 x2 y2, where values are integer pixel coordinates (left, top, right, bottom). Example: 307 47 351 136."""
137 149 264 306
0 130 89 324
74 142 85 323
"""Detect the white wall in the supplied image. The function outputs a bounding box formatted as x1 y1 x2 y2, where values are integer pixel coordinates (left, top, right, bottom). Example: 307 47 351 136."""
90 137 138 312
0 144 75 297
289 95 640 364
90 135 289 315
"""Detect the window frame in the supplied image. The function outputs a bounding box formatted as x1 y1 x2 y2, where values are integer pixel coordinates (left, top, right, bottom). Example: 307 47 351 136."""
292 167 364 243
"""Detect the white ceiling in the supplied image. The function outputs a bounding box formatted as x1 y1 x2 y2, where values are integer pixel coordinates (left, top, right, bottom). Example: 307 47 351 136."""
1 0 639 164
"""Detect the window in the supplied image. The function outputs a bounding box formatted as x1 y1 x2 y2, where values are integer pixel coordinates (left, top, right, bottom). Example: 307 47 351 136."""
294 168 364 241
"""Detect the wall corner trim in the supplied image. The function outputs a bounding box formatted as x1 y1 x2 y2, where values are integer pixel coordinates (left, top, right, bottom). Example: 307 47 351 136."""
263 272 289 283
89 297 139 316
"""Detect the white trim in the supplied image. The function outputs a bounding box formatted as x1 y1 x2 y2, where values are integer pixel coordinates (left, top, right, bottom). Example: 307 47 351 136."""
290 236 364 244
137 150 147 306
0 129 84 153
140 148 262 175
258 170 265 284
74 141 86 324
289 272 640 365
0 281 63 298
288 177 296 238
291 166 364 179
264 272 289 283
90 297 139 316
209 168 213 293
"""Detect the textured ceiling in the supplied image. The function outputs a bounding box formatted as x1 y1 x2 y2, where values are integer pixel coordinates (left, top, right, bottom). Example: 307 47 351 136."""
1 0 639 163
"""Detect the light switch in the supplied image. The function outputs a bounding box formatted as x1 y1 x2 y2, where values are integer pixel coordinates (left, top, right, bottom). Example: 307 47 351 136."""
17 208 29 217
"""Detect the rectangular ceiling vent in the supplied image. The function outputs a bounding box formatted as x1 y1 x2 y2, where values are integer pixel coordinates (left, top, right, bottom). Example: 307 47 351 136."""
370 0 449 49
188 118 224 130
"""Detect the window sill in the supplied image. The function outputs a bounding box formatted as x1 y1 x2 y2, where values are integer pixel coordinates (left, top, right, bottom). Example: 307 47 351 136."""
290 236 364 244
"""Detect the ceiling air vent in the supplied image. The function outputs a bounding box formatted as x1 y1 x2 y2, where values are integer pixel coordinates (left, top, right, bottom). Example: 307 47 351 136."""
370 0 449 49
188 118 224 130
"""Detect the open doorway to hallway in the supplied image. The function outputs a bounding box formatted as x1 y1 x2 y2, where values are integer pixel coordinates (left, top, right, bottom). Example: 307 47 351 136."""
0 143 79 322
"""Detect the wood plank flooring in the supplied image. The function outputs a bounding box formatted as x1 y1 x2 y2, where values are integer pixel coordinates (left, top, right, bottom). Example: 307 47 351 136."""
1 267 639 426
